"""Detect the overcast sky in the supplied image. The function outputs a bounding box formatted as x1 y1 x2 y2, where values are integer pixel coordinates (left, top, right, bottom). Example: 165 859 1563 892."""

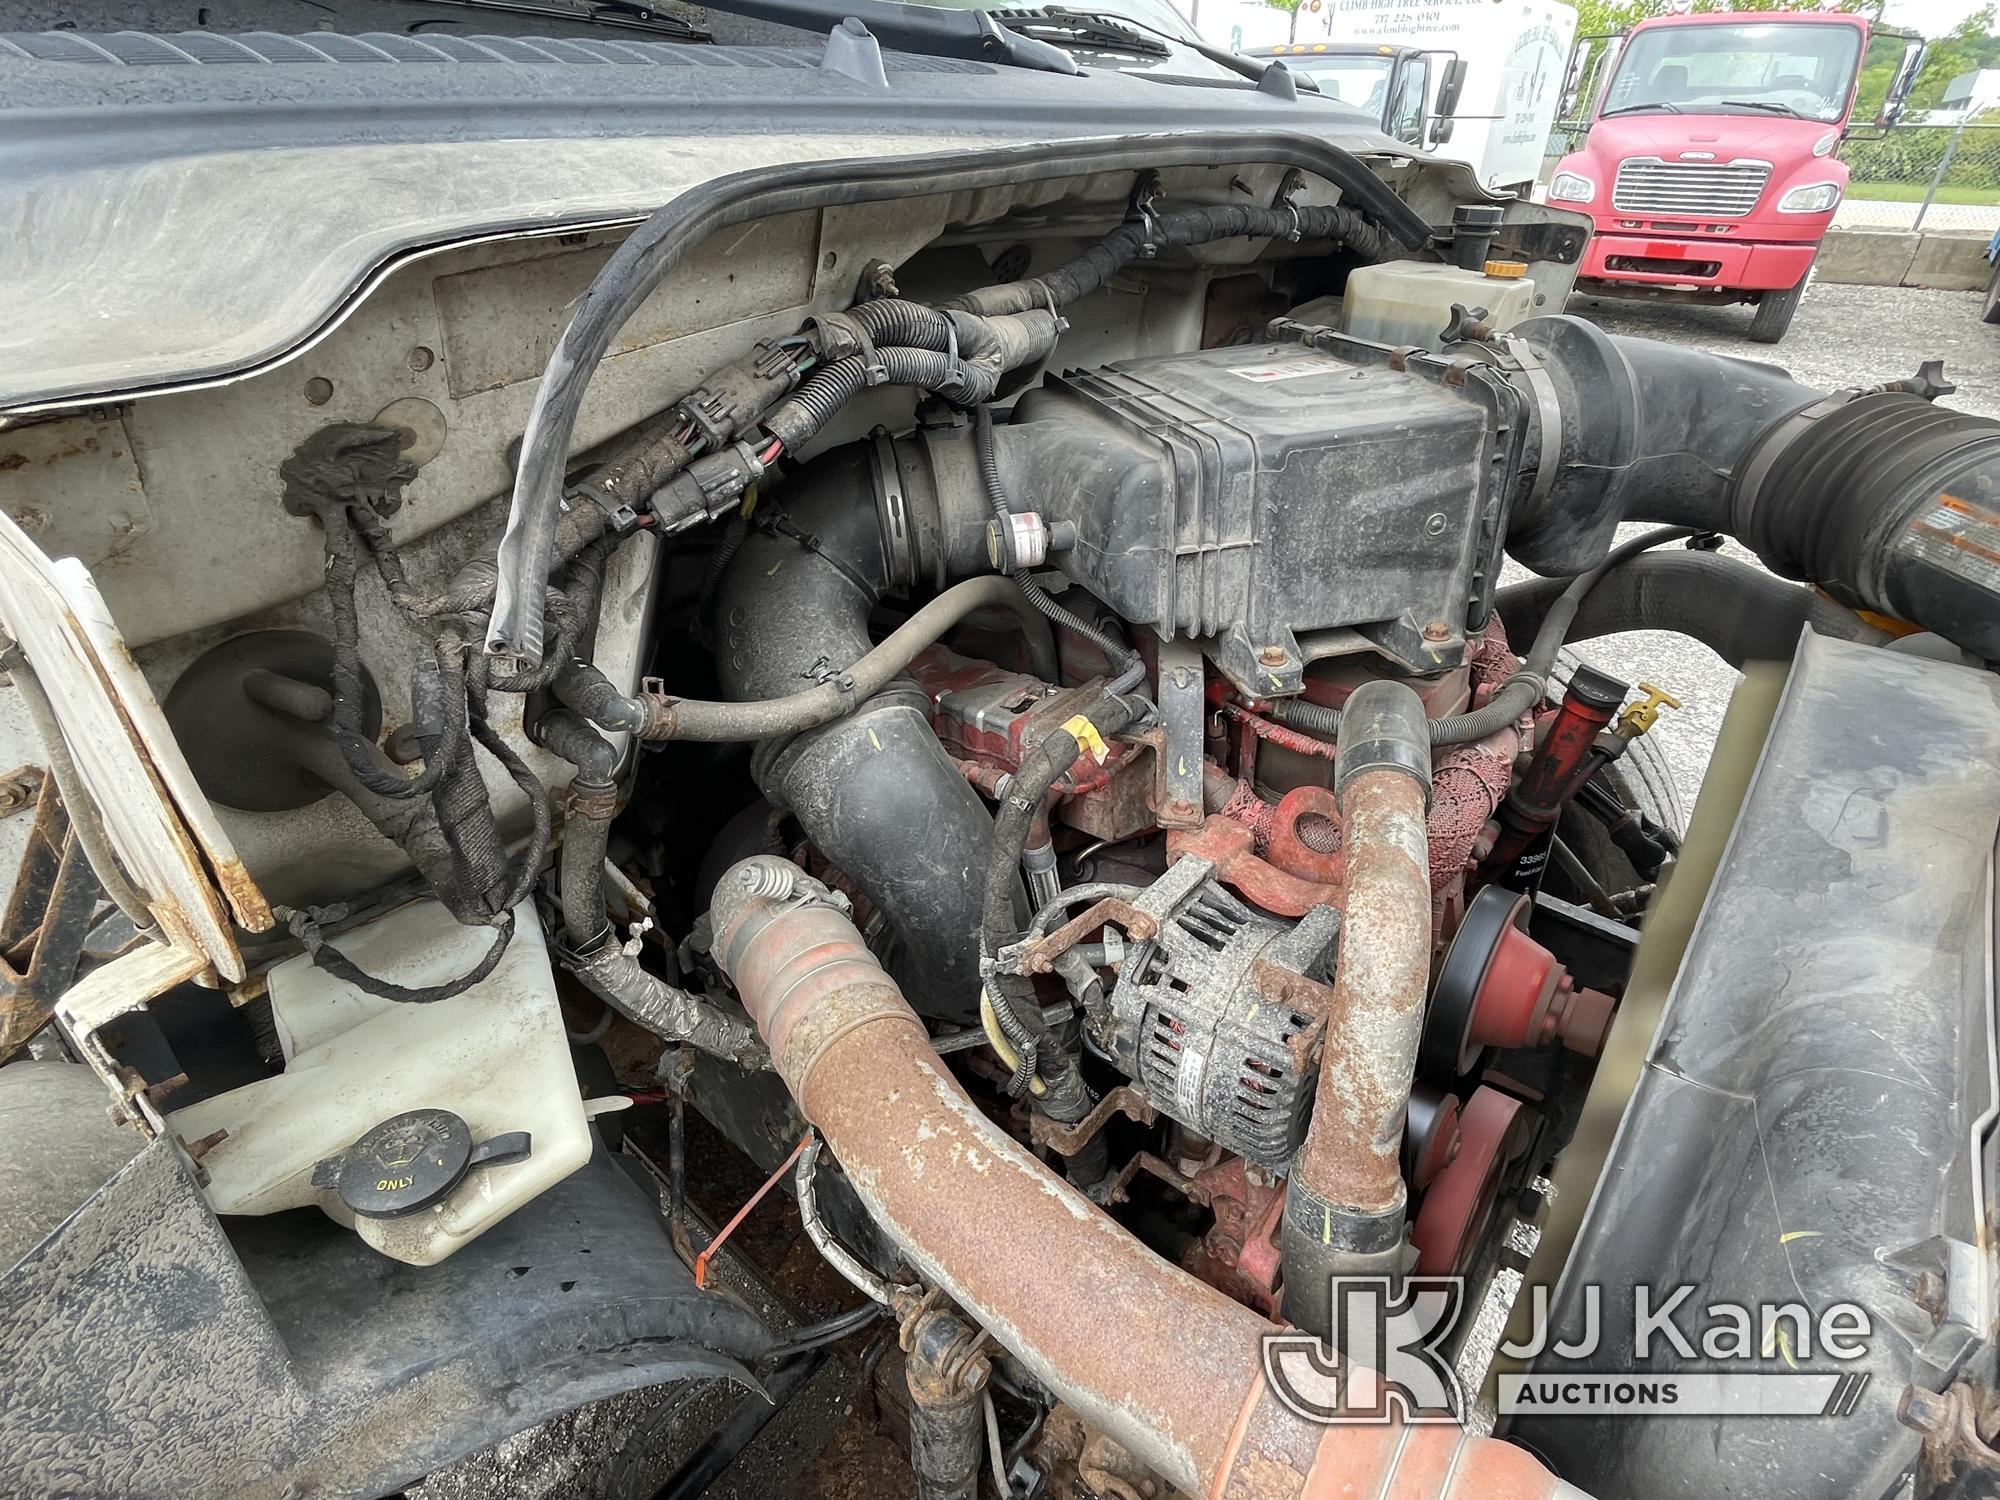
1880 0 1994 37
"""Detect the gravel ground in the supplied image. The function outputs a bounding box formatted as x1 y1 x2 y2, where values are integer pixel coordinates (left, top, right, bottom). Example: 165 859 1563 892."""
1523 282 2000 817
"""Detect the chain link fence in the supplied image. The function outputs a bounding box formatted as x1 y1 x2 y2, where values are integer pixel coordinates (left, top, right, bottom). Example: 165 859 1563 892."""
1836 122 2000 235
1538 121 2000 237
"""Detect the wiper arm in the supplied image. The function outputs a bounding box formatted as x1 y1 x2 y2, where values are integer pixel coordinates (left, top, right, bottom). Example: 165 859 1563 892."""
395 0 710 42
990 8 1171 58
1601 101 1682 116
1721 98 1809 118
668 0 1079 72
1053 10 1320 90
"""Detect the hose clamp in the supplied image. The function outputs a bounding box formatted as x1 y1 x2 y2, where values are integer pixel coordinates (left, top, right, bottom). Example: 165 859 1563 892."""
1029 278 1068 334
1501 336 1564 510
1283 202 1303 243
1729 389 1855 545
804 654 860 714
869 428 917 587
563 779 621 822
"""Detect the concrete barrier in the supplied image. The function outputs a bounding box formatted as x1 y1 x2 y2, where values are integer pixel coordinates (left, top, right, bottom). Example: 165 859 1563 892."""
1819 228 1991 290
1817 229 1916 286
1904 232 1992 291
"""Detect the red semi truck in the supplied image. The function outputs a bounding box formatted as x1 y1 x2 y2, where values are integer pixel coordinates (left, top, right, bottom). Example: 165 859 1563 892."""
1548 9 1924 342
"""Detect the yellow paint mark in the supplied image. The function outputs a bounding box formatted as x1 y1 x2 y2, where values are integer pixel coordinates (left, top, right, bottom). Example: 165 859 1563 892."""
1778 1230 1821 1245
868 728 882 751
1247 1003 1261 1023
1322 1216 1331 1245
1177 754 1188 778
765 559 785 577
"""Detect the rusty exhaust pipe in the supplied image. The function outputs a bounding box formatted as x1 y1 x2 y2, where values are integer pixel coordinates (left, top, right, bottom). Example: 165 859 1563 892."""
709 855 1582 1500
1281 679 1433 1335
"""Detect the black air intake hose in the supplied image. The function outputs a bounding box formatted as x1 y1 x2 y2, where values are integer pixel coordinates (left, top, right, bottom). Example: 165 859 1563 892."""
1734 391 2000 661
1494 551 1886 668
1507 315 2000 663
710 448 1002 1023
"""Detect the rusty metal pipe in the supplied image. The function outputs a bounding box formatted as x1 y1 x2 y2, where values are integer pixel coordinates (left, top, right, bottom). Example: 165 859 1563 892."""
708 857 1581 1500
1282 680 1433 1334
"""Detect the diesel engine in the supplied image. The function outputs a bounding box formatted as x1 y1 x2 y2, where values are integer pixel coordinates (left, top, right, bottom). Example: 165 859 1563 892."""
10 156 2000 1500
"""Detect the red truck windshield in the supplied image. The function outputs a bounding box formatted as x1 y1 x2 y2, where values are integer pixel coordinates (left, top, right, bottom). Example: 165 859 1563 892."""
1603 21 1861 124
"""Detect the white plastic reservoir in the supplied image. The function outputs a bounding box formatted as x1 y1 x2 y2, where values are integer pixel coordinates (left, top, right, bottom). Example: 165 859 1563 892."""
1340 260 1538 351
167 899 592 1266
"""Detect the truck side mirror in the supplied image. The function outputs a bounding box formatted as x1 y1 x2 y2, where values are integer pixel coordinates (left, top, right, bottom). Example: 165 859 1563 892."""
1878 39 1926 128
1436 57 1468 119
1432 57 1468 143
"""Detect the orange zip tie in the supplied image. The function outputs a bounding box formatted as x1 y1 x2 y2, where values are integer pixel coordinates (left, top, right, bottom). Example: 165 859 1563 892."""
694 1130 814 1290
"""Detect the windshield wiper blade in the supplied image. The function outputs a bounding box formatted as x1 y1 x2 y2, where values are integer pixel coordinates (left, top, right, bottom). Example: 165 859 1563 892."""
395 0 710 41
663 0 1080 72
1047 9 1320 90
1601 101 1682 116
989 8 1171 58
1721 98 1809 117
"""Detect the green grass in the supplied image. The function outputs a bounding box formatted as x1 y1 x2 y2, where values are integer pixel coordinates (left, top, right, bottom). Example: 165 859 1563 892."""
1847 180 2000 205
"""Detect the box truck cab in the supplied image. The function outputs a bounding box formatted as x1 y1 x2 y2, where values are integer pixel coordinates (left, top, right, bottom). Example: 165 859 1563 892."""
1549 10 1923 342
1246 0 1577 198
1250 44 1466 155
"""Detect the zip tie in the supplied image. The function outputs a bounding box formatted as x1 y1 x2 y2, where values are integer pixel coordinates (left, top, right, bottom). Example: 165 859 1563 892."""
695 1130 813 1290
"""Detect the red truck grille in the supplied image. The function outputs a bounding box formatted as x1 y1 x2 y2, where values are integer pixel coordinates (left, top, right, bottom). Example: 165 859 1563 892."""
1612 159 1771 219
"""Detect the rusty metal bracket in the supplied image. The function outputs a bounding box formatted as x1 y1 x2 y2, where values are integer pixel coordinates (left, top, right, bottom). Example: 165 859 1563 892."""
0 763 45 819
0 781 99 1062
1152 638 1206 829
1017 897 1158 976
1029 1084 1156 1158
1103 1150 1196 1207
1901 1383 2000 1483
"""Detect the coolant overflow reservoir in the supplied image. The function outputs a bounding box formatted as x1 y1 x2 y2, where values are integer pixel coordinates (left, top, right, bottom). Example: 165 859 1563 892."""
165 899 592 1266
1340 260 1537 351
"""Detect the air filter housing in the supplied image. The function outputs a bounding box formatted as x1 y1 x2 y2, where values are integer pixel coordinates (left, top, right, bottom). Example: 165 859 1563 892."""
999 335 1505 694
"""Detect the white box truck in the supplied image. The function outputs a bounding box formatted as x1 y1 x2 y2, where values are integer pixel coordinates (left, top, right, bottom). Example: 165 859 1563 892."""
1224 0 1577 197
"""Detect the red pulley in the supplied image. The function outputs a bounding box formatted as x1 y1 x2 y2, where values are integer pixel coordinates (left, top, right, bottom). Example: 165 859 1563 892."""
1411 1085 1526 1278
1420 884 1617 1084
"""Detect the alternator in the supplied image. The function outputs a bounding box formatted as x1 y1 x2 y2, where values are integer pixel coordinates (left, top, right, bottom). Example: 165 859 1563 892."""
1095 859 1337 1170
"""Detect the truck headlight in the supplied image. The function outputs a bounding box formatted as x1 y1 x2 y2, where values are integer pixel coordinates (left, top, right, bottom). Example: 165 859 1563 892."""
1548 172 1595 203
1778 182 1842 213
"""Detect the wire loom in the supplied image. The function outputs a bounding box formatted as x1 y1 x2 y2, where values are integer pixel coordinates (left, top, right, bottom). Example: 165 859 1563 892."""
273 424 617 1003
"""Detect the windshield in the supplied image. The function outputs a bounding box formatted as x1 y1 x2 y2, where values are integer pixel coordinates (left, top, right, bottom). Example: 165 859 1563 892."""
912 0 1200 42
1277 55 1395 114
1602 21 1862 124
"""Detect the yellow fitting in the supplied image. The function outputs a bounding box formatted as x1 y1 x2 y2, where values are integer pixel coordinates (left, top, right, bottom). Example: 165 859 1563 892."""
1618 681 1681 739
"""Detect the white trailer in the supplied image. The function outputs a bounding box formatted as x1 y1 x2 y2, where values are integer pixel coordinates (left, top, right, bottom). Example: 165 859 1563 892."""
1214 0 1576 196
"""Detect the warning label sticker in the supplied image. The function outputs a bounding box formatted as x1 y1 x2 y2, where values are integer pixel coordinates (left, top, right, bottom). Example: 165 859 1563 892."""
1903 492 2000 594
1226 357 1344 383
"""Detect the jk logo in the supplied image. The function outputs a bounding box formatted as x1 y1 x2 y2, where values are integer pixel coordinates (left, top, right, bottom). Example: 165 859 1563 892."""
1261 1277 1467 1425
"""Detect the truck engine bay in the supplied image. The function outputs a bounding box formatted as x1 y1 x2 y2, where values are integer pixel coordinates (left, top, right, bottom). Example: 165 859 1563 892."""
3 106 1999 1500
